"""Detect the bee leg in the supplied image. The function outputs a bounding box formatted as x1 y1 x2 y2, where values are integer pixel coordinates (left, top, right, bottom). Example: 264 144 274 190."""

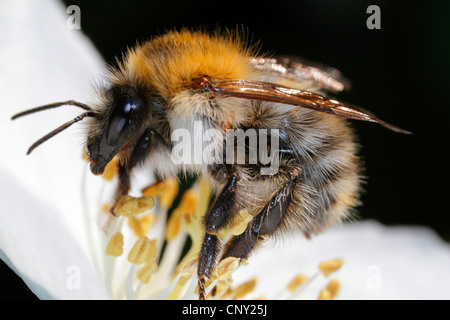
197 166 240 299
110 163 131 215
110 128 168 215
221 168 300 261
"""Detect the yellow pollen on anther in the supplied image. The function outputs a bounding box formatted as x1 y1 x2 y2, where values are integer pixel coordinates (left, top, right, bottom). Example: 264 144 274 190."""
116 195 154 217
142 177 179 209
318 289 332 300
325 278 340 299
128 213 156 237
232 278 257 299
102 157 118 181
105 232 124 257
166 209 183 241
318 258 344 277
102 203 110 213
287 274 309 292
175 177 211 270
137 261 158 284
127 236 157 265
166 190 198 240
210 257 241 297
81 148 88 161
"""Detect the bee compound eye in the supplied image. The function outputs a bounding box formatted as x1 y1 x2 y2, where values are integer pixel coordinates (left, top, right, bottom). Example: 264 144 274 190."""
106 95 140 146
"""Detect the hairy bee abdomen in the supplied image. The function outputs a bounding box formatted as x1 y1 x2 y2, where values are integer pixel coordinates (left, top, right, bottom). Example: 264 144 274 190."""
232 101 362 238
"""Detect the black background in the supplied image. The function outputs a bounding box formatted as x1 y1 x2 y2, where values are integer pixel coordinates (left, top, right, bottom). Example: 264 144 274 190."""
1 0 448 300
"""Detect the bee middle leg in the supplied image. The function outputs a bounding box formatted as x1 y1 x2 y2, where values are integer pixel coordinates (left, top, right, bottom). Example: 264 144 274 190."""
221 167 301 262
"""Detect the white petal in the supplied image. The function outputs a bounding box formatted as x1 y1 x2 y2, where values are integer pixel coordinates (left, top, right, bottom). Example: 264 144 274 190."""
0 0 105 251
232 220 450 299
0 168 111 299
0 0 109 298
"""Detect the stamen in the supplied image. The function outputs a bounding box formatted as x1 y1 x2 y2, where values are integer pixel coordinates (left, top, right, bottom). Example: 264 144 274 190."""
318 258 344 277
105 232 124 257
128 214 156 237
137 262 158 284
116 195 154 217
101 157 118 181
318 288 332 300
82 148 89 161
166 190 197 240
102 203 110 213
142 177 179 209
232 278 257 299
325 279 340 300
127 237 157 265
318 279 340 300
217 257 241 281
214 257 241 297
287 274 309 292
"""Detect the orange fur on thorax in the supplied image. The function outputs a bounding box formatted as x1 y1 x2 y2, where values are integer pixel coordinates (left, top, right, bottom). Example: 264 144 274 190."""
120 30 255 98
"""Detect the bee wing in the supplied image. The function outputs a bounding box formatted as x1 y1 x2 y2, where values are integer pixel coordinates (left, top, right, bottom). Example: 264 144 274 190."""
209 79 411 134
250 56 351 94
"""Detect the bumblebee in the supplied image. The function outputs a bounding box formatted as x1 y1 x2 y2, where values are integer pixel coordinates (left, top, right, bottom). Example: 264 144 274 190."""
12 29 409 299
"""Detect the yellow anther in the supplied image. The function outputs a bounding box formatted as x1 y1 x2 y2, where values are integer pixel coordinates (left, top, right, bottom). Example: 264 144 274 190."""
220 288 232 300
176 255 198 277
216 281 231 296
127 237 157 265
318 258 344 277
116 195 154 217
128 214 155 237
105 232 124 257
216 257 240 281
324 278 340 300
82 148 88 161
232 278 257 299
166 208 183 241
142 177 179 209
287 274 309 292
195 178 211 219
179 190 198 215
318 289 332 300
102 203 110 213
137 261 158 284
102 157 118 181
228 210 253 236
166 190 198 240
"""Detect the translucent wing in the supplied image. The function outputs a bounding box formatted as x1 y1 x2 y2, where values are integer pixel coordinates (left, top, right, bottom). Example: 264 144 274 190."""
250 56 351 94
206 79 410 134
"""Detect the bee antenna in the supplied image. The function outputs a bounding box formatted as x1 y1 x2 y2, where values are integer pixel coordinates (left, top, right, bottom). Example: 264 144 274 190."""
25 111 95 155
11 100 93 120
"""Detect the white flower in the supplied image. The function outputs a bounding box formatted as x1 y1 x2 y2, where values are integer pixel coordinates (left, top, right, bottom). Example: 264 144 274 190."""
1 0 450 301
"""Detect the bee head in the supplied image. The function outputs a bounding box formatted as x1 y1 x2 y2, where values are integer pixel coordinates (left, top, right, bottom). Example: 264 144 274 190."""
86 92 146 175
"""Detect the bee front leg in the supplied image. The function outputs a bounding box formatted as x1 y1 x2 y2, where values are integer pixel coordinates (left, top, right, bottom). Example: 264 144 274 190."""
110 163 131 215
110 128 167 215
197 165 240 300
